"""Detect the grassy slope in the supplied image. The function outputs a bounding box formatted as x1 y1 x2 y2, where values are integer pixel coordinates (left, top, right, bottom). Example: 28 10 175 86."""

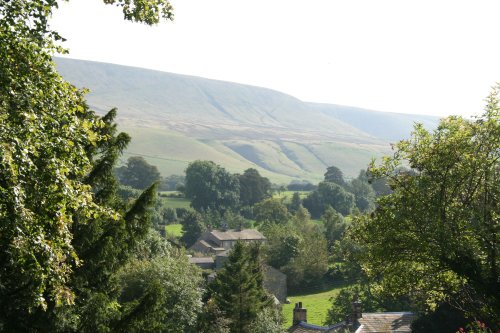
282 286 343 327
55 58 438 182
165 224 183 238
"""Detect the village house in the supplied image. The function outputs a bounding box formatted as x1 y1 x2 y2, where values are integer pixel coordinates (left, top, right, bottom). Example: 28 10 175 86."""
189 228 266 254
188 228 287 303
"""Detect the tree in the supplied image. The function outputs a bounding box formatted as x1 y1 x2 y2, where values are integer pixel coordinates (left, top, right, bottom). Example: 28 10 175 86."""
248 307 285 333
282 213 329 290
184 160 240 214
210 242 272 333
253 198 290 226
116 156 161 190
180 210 206 247
263 224 302 269
303 181 355 218
350 90 500 324
348 178 375 213
324 165 346 187
0 0 176 329
288 192 302 214
115 254 203 333
321 206 346 252
238 168 272 207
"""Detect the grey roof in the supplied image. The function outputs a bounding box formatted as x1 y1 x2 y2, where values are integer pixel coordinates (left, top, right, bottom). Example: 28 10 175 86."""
355 312 416 333
188 257 214 264
288 322 346 333
210 229 266 241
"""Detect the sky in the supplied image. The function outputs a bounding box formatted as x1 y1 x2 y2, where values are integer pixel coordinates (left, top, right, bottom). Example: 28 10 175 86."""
50 0 500 117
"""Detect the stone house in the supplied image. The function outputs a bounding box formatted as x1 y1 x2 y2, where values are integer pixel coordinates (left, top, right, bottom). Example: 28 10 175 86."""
190 229 266 255
188 228 287 303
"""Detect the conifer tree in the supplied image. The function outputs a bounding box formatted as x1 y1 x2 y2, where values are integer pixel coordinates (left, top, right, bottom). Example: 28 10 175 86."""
210 242 272 333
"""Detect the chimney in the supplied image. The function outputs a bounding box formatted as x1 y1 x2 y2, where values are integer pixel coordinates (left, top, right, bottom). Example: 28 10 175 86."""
293 302 307 325
351 296 362 322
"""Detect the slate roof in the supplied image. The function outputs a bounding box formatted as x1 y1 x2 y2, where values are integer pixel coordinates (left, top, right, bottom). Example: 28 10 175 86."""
288 321 346 333
355 312 415 333
210 229 266 241
188 257 214 264
288 313 416 333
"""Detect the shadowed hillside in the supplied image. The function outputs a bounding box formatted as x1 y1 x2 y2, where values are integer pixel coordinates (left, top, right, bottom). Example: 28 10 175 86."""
55 57 438 182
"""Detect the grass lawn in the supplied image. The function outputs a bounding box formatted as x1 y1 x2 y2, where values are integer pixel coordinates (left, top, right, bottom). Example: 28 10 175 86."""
159 196 192 210
165 223 183 237
273 191 310 202
282 285 343 327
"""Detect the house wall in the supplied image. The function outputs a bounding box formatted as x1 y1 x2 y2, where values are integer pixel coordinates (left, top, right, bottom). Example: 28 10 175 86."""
263 265 287 303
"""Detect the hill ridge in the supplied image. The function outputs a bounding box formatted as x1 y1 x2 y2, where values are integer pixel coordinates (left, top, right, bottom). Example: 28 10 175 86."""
55 57 439 182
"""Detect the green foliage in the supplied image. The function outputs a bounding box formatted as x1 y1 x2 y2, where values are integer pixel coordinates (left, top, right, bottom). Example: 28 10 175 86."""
324 165 346 186
248 307 286 333
194 300 231 333
0 1 194 330
239 168 272 207
210 242 272 333
351 91 500 322
288 192 302 213
180 210 206 247
116 156 161 190
262 208 329 291
264 224 302 269
185 160 240 214
115 254 203 332
0 0 111 317
101 0 174 24
411 302 468 333
348 177 375 213
254 198 290 226
321 206 346 252
326 282 411 325
303 181 355 218
158 174 185 191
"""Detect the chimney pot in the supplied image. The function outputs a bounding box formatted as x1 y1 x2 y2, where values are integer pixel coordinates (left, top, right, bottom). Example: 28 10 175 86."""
292 302 307 325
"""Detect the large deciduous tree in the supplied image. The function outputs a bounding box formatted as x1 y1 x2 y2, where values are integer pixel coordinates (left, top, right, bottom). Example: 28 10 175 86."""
238 168 271 207
184 160 240 214
116 156 161 190
303 181 355 218
350 89 500 324
0 0 183 330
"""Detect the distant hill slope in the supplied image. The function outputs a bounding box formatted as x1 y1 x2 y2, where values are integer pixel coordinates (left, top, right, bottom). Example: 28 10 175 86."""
55 57 439 182
307 103 440 142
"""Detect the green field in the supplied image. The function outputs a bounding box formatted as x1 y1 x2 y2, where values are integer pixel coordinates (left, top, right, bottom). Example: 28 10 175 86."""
273 191 310 202
159 195 192 210
282 285 342 327
165 224 184 237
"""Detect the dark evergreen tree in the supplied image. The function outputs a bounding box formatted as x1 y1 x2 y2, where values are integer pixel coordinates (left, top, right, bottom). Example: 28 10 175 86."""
210 242 271 333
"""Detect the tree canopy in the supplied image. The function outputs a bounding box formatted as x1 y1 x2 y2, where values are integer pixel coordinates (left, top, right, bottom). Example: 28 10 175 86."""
116 156 161 190
184 160 240 214
238 168 271 207
210 242 272 333
350 90 500 324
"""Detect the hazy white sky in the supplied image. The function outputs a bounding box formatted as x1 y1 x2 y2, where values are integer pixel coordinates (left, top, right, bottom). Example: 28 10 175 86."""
50 0 500 117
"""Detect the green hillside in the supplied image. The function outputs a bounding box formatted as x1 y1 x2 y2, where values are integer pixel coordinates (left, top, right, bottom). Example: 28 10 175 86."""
55 57 437 182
